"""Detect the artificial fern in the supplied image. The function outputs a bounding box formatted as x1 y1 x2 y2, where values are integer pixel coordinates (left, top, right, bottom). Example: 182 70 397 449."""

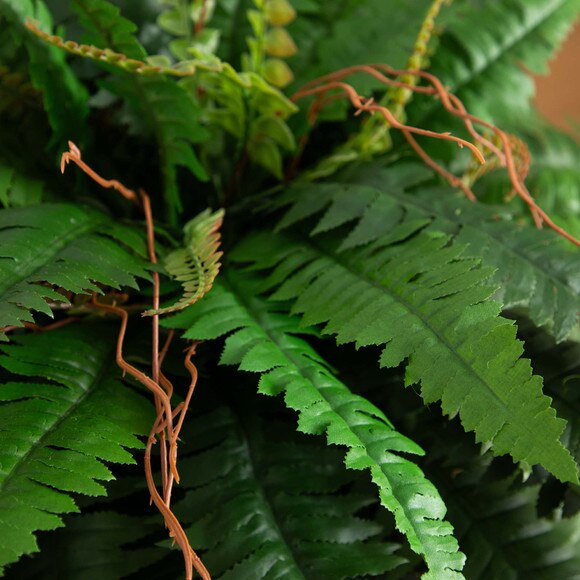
67 0 209 223
231 226 578 482
0 323 152 573
419 0 580 123
273 160 580 341
0 203 147 338
423 433 580 580
1 0 580 577
172 395 408 579
146 208 224 315
10 512 163 580
164 271 465 577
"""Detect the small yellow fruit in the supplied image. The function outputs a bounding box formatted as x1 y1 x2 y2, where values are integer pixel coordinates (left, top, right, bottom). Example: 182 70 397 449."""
264 58 294 88
264 27 297 58
265 0 296 26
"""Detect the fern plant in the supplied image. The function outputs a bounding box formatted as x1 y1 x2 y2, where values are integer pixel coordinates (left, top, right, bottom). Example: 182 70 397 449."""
1 0 580 578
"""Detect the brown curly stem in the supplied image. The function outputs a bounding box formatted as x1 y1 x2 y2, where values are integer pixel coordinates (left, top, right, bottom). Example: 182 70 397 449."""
292 66 580 246
62 143 210 578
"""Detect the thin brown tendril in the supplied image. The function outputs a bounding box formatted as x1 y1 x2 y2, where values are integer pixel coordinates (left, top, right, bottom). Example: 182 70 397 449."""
61 143 210 579
291 65 580 246
0 317 79 336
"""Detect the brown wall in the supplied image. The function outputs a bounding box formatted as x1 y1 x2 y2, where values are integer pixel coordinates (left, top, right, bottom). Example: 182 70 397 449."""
535 22 580 135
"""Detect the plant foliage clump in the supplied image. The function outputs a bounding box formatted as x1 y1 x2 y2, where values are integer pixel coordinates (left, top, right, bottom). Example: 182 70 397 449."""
0 0 580 578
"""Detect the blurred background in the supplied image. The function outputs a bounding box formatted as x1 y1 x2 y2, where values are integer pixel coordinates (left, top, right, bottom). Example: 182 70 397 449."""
535 21 580 137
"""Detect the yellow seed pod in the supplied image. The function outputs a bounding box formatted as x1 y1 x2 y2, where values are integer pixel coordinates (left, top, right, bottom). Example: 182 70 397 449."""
264 27 297 58
264 58 294 88
265 0 296 26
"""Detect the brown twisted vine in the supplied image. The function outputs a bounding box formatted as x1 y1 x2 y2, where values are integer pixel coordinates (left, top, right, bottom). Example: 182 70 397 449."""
61 143 210 580
291 65 579 246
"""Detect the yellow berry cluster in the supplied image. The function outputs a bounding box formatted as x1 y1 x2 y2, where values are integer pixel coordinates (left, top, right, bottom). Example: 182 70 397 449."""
250 0 297 88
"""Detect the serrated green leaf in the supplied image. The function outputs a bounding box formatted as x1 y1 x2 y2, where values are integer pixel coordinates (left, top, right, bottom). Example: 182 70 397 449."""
0 323 153 573
275 161 580 341
164 272 466 578
169 401 407 579
0 203 148 338
145 208 223 316
231 226 578 484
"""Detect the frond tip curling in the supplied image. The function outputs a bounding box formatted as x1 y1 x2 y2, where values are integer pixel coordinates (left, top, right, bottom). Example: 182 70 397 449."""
145 208 224 316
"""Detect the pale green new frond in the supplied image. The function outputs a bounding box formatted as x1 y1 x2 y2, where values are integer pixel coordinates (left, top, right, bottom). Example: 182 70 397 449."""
0 323 153 573
274 161 580 341
0 203 148 339
164 272 466 578
173 399 407 579
231 228 578 484
145 209 224 316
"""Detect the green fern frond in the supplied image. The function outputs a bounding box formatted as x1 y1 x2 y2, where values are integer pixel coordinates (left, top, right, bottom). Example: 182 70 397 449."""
164 271 466 578
0 323 153 573
483 121 580 241
273 161 580 341
72 0 146 61
172 398 407 579
230 225 578 484
420 0 580 122
431 458 580 579
0 203 148 338
516 321 580 466
145 208 224 316
288 0 433 94
0 0 89 148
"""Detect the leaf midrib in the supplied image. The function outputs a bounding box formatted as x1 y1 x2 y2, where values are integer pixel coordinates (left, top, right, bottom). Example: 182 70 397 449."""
224 274 437 563
303 235 512 413
438 0 569 97
361 182 578 295
232 406 306 578
0 343 115 496
0 217 101 297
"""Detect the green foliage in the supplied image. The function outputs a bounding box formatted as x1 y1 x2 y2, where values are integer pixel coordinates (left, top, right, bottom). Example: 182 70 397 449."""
9 512 163 580
0 323 152 573
420 0 580 123
288 0 433 93
164 272 465 577
0 0 89 149
68 0 209 223
146 208 224 315
426 443 580 580
0 161 45 208
231 227 577 483
481 121 580 240
174 396 408 579
274 161 580 341
0 0 579 577
0 203 148 339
